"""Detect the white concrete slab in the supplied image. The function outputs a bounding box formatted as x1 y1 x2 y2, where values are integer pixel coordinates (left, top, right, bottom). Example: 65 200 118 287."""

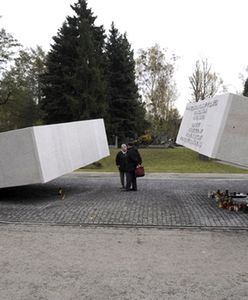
0 119 109 188
176 93 248 167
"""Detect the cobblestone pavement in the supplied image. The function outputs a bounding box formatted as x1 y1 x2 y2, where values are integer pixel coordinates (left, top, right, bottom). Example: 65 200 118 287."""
0 172 248 229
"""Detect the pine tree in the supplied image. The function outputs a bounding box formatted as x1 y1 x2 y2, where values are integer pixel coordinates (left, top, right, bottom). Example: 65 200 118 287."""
41 0 107 124
243 78 248 97
105 23 147 143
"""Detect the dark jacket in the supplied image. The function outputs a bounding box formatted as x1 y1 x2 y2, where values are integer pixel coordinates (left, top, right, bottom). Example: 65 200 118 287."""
127 147 142 171
115 151 127 172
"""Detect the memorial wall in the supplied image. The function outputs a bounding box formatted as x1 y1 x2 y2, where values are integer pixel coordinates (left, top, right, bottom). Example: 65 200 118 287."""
0 119 109 188
176 93 248 167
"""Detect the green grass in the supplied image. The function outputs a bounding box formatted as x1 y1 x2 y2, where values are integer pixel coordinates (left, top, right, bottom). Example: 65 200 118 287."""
79 147 248 173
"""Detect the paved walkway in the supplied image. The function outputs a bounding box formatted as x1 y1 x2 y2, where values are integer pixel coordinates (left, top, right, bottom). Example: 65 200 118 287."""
0 172 248 229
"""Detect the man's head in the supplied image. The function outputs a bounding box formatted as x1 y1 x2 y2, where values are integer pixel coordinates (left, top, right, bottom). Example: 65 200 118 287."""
127 141 134 149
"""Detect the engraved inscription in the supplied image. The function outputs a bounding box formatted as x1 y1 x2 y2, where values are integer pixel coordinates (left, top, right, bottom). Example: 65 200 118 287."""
179 99 219 149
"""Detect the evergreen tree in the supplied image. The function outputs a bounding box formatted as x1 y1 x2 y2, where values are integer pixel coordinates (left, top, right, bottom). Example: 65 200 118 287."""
41 0 107 124
243 78 248 97
105 23 147 143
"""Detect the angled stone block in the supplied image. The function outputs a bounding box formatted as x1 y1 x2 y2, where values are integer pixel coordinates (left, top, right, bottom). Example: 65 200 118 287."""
176 93 248 167
0 119 109 188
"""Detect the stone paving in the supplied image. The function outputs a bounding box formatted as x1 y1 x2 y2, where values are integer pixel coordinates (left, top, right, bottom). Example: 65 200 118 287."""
0 172 248 229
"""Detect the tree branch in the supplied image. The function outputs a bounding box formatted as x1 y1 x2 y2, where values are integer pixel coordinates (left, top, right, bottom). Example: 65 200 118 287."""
0 91 11 105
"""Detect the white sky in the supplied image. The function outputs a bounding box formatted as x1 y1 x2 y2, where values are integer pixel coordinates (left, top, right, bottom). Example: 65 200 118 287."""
1 0 248 115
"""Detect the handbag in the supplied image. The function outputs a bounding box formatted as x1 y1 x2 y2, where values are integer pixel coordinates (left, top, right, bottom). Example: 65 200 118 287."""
135 165 145 177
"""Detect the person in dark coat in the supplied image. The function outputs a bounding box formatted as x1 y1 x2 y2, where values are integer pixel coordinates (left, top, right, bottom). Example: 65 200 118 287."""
115 144 128 189
125 142 142 191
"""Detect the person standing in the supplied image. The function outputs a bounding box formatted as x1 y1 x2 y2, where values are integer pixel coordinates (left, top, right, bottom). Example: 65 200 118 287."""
126 142 142 191
115 144 128 189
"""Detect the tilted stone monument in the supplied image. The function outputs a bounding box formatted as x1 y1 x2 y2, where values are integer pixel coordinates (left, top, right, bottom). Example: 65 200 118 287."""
176 93 248 167
0 119 109 188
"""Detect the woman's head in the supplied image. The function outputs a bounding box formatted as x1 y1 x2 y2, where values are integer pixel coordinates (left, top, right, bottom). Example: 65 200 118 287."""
121 144 127 152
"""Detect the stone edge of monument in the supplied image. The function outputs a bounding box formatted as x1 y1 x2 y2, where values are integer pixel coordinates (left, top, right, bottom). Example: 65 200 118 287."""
0 119 109 188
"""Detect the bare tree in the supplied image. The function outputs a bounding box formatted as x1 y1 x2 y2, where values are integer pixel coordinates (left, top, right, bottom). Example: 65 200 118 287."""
189 58 223 102
136 44 180 138
136 44 178 133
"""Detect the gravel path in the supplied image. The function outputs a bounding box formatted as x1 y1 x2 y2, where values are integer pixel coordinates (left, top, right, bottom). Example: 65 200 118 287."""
0 224 247 300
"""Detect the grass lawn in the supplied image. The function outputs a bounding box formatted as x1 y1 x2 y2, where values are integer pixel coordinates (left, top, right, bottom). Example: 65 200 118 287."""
80 147 248 173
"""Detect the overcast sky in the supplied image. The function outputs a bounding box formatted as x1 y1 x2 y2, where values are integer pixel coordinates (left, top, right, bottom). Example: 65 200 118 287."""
1 0 248 115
